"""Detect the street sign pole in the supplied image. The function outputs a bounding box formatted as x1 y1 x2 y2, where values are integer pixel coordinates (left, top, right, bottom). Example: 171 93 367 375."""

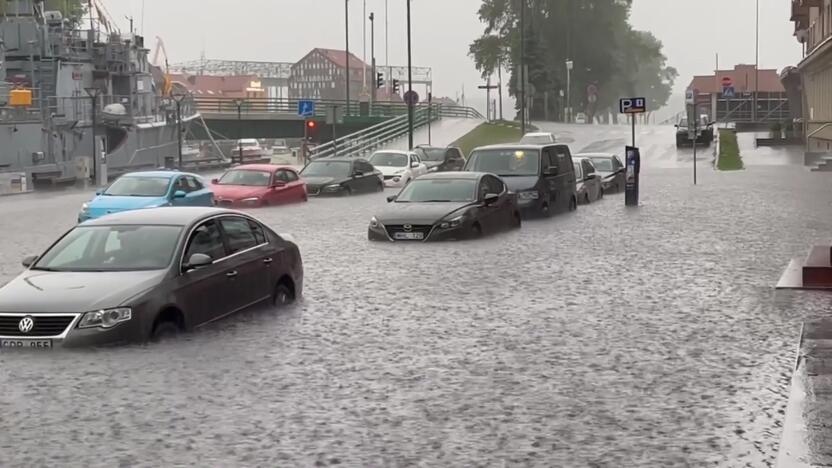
693 119 698 185
631 113 636 147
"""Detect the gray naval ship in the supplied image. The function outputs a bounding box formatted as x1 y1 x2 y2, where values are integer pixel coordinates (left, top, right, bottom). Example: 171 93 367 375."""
0 0 198 186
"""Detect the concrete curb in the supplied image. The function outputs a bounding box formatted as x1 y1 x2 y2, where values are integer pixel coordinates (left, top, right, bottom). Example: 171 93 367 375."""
0 190 34 198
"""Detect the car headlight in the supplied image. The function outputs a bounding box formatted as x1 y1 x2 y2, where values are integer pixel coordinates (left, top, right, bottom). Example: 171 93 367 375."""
518 190 540 200
439 215 464 229
369 216 382 229
323 185 343 192
242 197 260 203
78 307 132 329
81 202 89 211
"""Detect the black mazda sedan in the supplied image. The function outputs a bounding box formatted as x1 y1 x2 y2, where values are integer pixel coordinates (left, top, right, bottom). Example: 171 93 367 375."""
299 158 384 196
0 207 303 348
368 172 521 242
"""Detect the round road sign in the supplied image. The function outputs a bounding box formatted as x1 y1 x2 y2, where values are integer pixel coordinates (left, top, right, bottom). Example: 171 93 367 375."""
404 90 420 106
721 76 733 86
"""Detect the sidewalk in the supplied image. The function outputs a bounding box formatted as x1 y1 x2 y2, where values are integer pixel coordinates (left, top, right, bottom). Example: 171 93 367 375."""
777 320 832 467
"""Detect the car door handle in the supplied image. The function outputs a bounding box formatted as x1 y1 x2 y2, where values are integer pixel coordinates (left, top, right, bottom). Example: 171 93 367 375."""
263 257 273 264
226 270 239 278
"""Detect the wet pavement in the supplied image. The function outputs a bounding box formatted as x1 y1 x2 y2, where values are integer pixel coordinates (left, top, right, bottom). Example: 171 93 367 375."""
1 124 831 467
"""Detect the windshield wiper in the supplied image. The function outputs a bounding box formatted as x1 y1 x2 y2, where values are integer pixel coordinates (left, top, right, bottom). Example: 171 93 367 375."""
30 267 59 272
420 200 457 203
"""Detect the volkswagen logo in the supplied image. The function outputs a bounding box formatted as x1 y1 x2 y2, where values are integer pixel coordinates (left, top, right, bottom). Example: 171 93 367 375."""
403 224 413 232
18 316 34 334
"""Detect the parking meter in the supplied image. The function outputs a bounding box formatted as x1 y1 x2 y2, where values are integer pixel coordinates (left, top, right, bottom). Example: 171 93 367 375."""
625 146 640 207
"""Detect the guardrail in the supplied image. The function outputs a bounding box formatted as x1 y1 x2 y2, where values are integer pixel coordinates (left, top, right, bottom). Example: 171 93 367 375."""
309 105 483 160
192 97 484 120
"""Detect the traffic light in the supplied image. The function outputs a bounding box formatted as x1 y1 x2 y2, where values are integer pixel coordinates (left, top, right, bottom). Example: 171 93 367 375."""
376 72 385 89
304 120 318 141
392 79 400 94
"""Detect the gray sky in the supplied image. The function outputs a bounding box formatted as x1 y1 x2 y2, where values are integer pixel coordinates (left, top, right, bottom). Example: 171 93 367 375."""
107 0 802 115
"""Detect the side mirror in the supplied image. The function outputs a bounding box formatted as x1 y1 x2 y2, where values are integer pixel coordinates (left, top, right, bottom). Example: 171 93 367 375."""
272 180 287 188
546 166 559 176
22 255 38 268
387 195 397 203
211 178 219 184
411 162 419 168
173 190 187 199
184 253 213 271
484 193 499 205
95 190 102 196
353 171 364 178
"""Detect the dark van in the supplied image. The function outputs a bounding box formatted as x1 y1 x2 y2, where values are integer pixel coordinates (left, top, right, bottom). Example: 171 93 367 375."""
463 144 577 217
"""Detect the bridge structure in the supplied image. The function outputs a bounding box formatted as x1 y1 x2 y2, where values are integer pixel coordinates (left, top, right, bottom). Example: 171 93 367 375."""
188 97 481 141
170 58 434 99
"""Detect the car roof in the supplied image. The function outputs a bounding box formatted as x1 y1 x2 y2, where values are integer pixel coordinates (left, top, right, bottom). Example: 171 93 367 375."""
522 132 553 136
121 170 199 179
371 149 411 155
81 207 244 227
472 143 550 151
575 153 617 158
310 158 354 163
230 164 295 172
419 171 483 181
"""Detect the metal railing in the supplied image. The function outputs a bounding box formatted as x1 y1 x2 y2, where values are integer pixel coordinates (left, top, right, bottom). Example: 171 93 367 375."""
309 104 482 160
192 97 483 120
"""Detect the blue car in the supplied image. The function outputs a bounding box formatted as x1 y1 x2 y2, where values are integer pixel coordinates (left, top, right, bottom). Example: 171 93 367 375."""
78 171 214 223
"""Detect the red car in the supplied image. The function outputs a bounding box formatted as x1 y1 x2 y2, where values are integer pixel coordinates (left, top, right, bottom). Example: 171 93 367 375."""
211 164 307 207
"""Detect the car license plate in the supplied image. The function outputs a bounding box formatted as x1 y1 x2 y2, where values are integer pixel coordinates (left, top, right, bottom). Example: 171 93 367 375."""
394 232 424 240
0 339 53 349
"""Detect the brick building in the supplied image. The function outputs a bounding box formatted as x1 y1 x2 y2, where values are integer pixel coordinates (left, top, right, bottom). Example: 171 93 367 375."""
170 74 267 99
688 64 790 123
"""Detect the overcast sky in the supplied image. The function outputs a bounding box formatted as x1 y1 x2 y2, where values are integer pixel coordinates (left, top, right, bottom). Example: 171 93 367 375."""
106 0 802 115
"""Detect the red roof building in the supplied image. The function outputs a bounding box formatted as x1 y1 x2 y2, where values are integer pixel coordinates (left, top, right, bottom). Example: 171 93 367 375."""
688 64 785 95
170 74 267 99
289 48 375 101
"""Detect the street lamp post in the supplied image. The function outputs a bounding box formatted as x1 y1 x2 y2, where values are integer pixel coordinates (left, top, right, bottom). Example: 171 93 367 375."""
370 12 376 112
753 0 759 123
345 0 351 117
234 98 244 165
406 0 414 149
171 90 188 169
519 0 526 134
84 87 101 182
565 59 573 123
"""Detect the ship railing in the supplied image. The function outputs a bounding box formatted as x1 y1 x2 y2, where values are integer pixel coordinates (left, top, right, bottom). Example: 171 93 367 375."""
48 94 191 125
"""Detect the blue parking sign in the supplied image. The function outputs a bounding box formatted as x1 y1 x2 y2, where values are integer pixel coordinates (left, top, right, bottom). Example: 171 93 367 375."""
298 100 315 117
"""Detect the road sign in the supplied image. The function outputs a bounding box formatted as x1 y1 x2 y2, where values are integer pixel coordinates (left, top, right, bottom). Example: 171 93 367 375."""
685 88 695 104
588 94 598 103
721 76 733 87
722 86 735 98
326 105 344 125
619 97 647 114
298 100 315 117
404 90 420 106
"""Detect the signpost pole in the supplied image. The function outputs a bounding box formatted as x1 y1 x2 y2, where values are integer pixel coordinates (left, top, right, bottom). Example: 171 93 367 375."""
631 113 636 147
693 119 698 185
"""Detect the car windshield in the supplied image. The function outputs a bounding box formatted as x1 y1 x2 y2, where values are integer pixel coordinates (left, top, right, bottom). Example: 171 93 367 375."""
370 152 408 167
104 176 171 197
520 135 553 144
240 140 259 147
33 225 182 272
396 179 477 203
466 149 540 176
415 147 446 161
573 163 582 179
589 157 614 172
679 118 688 127
301 161 351 178
218 170 271 186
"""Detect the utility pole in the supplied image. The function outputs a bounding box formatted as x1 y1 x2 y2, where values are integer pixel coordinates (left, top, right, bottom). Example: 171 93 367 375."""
370 12 375 110
362 0 367 91
498 58 504 120
479 78 499 122
753 0 759 123
345 0 351 117
519 0 526 134
406 0 414 149
385 0 390 99
566 59 574 123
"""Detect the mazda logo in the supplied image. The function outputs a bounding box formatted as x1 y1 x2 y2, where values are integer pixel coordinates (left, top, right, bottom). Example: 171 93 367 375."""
18 316 34 334
403 224 413 232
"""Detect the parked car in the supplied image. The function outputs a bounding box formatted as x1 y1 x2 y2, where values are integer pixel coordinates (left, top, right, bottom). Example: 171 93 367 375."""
1 207 303 348
675 116 714 148
368 150 428 188
413 145 466 172
368 172 521 242
464 144 577 217
573 157 604 204
576 153 625 193
575 113 588 124
78 171 214 223
519 132 557 144
211 164 307 207
232 138 271 164
299 158 383 196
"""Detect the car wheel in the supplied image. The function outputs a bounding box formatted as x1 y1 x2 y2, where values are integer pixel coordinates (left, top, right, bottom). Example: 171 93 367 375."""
151 320 180 343
273 282 294 307
376 181 384 192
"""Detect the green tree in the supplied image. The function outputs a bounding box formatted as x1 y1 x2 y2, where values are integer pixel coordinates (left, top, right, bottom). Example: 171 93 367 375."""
471 0 677 122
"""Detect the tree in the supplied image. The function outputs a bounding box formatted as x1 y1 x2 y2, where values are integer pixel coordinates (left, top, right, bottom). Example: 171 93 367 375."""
470 0 677 122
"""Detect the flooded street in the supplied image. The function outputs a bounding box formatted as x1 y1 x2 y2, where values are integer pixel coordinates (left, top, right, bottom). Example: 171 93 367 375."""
1 125 830 467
